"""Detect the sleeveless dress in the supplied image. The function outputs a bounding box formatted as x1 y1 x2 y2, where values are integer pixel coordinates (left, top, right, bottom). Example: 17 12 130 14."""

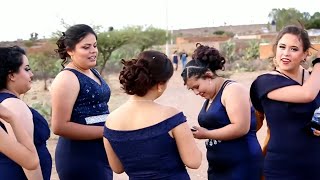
172 55 178 64
0 92 52 180
103 112 190 180
55 68 113 180
198 80 263 180
250 73 320 179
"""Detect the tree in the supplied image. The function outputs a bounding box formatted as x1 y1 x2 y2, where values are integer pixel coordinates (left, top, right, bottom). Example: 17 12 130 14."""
125 26 167 52
305 12 320 29
268 8 306 30
97 29 131 74
136 26 167 52
50 19 102 40
28 42 60 90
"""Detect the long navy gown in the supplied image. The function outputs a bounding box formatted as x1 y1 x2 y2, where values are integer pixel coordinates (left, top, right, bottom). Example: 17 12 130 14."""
199 80 263 180
250 73 320 179
55 68 113 180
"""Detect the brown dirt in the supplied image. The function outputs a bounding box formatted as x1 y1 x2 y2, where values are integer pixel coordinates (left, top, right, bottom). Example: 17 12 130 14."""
25 69 268 180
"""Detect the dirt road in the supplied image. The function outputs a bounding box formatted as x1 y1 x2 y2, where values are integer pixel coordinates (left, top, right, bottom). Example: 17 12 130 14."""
48 69 267 180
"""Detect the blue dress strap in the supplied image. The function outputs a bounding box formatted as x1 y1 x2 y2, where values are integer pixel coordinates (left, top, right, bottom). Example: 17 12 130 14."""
104 112 187 141
250 73 298 112
0 93 18 132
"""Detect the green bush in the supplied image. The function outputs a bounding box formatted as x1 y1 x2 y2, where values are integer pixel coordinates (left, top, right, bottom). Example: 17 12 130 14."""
220 40 236 63
30 102 52 125
243 40 260 61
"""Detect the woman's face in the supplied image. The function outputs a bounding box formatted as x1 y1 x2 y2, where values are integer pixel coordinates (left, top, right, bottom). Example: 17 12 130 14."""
275 33 308 73
67 33 98 69
12 55 34 94
186 76 213 99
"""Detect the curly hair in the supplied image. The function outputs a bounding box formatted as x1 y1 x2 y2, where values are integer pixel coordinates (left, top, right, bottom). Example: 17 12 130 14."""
0 46 26 90
181 43 226 84
119 50 173 96
55 24 97 67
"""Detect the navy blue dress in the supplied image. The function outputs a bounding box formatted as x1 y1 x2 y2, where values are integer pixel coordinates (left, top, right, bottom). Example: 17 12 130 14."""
103 112 190 180
250 74 320 179
199 80 263 180
0 92 52 180
55 68 112 180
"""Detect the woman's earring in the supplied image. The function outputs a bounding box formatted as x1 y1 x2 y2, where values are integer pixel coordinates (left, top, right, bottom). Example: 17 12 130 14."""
300 58 309 69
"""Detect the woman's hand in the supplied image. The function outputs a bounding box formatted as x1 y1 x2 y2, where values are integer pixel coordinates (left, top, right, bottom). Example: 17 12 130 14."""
313 129 320 136
191 126 209 139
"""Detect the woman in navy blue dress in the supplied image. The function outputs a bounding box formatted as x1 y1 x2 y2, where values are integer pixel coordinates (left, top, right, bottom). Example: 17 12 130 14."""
103 50 202 179
51 24 112 180
250 25 320 179
0 46 52 180
0 104 39 171
181 43 263 180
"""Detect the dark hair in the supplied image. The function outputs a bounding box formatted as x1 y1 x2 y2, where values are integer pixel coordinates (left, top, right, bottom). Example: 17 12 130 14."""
55 24 97 67
0 46 26 90
272 25 311 56
181 43 225 84
119 50 173 96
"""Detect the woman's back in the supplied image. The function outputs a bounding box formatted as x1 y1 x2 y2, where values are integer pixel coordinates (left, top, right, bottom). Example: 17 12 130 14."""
104 103 190 179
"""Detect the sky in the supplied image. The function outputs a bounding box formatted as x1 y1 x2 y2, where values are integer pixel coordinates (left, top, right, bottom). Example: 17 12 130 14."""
0 0 318 41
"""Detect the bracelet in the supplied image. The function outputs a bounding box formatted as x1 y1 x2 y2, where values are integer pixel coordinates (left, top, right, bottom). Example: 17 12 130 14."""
312 58 320 67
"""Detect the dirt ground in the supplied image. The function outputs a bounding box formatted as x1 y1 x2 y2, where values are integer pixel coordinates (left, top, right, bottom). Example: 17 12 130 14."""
26 68 267 180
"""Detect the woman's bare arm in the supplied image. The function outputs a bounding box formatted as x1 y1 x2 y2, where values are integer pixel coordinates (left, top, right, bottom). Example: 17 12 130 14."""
0 104 39 170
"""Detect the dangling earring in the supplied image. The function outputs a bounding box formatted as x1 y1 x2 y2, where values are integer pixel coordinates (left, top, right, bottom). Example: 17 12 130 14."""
300 58 309 69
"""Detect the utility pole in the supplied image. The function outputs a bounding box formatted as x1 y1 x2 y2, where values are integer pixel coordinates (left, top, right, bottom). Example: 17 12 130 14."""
165 0 170 56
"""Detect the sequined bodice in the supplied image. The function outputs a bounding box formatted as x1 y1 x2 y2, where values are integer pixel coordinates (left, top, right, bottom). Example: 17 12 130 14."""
64 68 111 126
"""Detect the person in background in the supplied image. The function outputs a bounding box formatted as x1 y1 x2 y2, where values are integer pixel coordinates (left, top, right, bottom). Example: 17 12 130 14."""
172 50 179 71
181 43 263 180
103 50 202 179
51 24 113 180
250 25 320 179
180 50 188 70
0 46 52 180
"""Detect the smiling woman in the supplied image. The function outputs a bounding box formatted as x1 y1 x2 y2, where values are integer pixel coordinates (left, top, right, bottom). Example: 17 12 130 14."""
250 25 320 179
51 24 113 180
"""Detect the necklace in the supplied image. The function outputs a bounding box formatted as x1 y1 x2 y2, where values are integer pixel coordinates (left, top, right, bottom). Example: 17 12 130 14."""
127 99 153 102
